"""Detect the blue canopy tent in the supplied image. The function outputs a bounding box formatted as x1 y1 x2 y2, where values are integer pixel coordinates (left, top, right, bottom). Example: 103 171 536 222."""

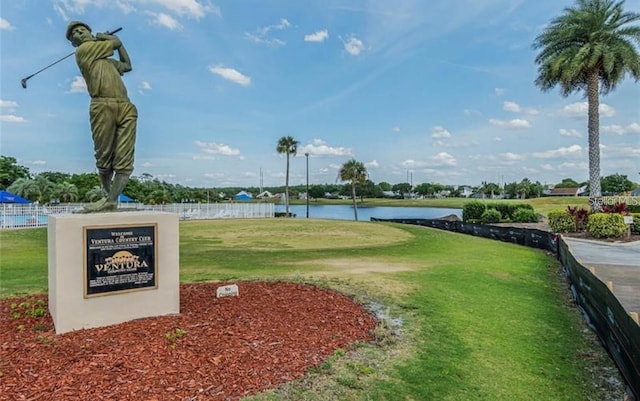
234 191 253 201
0 190 31 204
117 194 135 203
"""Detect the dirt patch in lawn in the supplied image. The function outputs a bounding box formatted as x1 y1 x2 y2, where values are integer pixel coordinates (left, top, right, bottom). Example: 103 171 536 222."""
0 282 376 401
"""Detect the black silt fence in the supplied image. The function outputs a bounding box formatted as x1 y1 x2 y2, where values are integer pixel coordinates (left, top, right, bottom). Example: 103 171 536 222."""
558 239 640 399
370 218 557 252
371 218 639 399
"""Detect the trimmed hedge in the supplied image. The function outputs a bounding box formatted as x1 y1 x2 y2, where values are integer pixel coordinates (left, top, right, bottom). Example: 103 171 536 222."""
480 208 502 224
548 209 575 233
462 201 486 222
462 201 535 222
587 213 627 238
512 208 539 223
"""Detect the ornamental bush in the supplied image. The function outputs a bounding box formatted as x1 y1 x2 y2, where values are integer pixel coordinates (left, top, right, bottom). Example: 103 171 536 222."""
547 209 575 233
462 201 486 222
632 213 640 234
586 213 627 238
480 208 502 224
512 208 539 223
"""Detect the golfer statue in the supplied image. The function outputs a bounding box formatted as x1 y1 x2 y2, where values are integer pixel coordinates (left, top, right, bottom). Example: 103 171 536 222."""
66 21 137 213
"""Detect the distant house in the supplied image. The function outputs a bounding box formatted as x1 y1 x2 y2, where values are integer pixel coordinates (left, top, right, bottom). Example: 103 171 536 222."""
459 186 473 198
547 186 587 196
256 190 274 199
631 188 640 197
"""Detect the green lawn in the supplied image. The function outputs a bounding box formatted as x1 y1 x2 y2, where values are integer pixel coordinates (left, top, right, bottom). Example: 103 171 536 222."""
0 218 615 400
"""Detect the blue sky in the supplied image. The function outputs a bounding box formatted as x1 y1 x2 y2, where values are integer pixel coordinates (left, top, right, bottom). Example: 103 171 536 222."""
1 0 639 189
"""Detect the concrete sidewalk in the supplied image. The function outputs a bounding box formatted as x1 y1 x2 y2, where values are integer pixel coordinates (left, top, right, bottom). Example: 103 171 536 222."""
563 237 640 316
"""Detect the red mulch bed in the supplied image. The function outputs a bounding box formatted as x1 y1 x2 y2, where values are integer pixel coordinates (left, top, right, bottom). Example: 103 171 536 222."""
0 282 377 401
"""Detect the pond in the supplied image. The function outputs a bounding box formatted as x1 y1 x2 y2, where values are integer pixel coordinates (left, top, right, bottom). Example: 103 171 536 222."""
275 204 462 221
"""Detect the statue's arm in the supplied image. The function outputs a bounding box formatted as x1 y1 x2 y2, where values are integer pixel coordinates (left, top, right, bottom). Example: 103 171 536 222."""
96 33 132 74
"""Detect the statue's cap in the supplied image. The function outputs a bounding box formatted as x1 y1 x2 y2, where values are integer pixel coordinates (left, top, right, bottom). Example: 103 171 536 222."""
66 21 91 40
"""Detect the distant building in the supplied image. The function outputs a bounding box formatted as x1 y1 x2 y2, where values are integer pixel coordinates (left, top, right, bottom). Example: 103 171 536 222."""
546 186 587 196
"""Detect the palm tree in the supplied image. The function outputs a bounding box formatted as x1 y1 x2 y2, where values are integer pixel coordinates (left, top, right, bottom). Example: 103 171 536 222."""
533 0 640 202
338 159 368 221
7 178 40 201
54 182 79 203
276 136 299 217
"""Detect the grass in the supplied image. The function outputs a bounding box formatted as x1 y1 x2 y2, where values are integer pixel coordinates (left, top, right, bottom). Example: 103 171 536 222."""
0 218 615 400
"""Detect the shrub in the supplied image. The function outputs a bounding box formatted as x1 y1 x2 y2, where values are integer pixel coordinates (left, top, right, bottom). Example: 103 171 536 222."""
512 208 539 223
484 202 534 221
631 213 640 234
586 213 627 238
480 208 502 224
566 206 589 232
547 209 575 233
462 201 486 222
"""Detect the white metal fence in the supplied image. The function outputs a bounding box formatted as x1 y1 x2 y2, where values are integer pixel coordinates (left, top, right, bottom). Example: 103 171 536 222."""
0 202 275 229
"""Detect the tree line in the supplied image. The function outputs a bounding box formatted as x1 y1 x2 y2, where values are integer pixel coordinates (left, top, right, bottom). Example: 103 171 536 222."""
1 155 636 206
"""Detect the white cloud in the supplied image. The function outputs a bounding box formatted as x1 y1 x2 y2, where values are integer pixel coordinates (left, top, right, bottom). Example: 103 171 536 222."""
365 160 379 169
68 76 87 93
501 152 524 161
0 115 27 123
300 139 353 157
304 30 329 43
0 99 18 108
246 18 290 46
431 126 451 139
343 36 364 56
463 109 481 117
138 81 152 94
401 152 456 168
489 118 531 128
503 101 538 115
559 128 582 138
0 18 14 30
561 102 616 118
494 88 505 96
146 11 183 30
602 123 640 135
195 140 241 157
209 66 251 86
149 0 216 19
532 145 582 159
391 126 401 133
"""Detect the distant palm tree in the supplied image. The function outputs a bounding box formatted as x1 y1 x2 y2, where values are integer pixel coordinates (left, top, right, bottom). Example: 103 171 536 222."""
7 178 40 201
276 136 299 217
338 159 368 221
533 0 640 201
54 182 79 203
34 175 55 202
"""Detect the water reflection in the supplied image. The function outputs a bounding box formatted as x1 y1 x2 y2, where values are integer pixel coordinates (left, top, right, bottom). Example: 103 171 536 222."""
275 204 461 221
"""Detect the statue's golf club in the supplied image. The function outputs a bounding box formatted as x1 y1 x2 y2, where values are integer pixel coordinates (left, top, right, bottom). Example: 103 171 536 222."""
21 27 122 89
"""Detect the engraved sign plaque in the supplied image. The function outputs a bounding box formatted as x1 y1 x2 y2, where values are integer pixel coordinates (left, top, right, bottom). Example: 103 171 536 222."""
84 224 157 297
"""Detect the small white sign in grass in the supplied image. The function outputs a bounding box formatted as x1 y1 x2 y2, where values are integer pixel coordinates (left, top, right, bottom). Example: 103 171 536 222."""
216 284 239 298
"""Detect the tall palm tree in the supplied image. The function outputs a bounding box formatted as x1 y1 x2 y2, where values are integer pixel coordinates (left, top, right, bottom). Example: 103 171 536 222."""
276 136 299 217
338 159 368 221
533 0 640 202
